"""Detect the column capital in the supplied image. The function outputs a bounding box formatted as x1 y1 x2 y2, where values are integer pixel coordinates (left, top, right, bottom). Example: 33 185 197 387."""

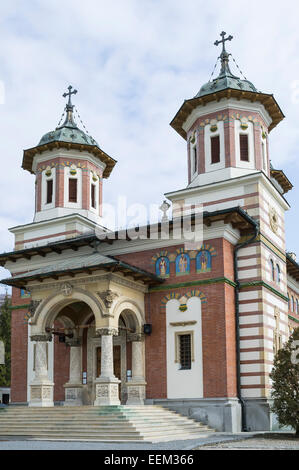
127 332 144 342
95 327 119 337
66 338 82 347
30 334 52 342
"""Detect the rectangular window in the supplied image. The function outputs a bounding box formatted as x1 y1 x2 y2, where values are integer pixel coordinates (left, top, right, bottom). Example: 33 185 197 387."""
240 134 249 162
91 184 96 209
179 334 192 370
192 146 197 173
69 178 77 203
211 136 220 164
46 180 53 204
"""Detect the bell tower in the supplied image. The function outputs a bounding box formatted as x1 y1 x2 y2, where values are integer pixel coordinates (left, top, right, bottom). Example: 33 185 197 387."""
169 32 284 190
166 33 292 430
11 86 116 250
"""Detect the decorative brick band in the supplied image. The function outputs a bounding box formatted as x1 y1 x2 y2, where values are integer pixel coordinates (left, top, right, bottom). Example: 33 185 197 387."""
160 289 207 310
239 281 289 302
149 277 236 293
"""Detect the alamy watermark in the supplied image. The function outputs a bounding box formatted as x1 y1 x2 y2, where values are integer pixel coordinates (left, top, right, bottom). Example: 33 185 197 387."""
94 198 204 251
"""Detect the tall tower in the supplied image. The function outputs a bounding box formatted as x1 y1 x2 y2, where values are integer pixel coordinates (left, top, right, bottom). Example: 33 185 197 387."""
166 33 292 430
11 86 116 250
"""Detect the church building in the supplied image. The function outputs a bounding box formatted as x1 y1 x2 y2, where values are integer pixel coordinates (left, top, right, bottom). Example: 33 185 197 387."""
1 33 299 433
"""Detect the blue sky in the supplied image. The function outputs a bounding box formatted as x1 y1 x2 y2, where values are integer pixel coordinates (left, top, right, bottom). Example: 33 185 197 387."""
0 0 299 291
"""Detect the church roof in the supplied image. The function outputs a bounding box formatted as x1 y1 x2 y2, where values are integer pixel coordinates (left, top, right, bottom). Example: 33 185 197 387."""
22 86 117 179
0 253 163 288
170 32 284 139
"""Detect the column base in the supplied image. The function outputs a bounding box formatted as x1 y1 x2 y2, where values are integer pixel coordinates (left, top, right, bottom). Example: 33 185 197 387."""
126 381 146 405
94 377 121 406
64 384 83 406
29 381 54 407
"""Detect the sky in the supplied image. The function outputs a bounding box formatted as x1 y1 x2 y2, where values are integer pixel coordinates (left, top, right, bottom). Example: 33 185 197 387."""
0 0 299 292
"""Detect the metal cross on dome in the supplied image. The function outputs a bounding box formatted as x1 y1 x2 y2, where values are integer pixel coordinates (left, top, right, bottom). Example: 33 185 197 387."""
214 31 233 53
63 85 77 108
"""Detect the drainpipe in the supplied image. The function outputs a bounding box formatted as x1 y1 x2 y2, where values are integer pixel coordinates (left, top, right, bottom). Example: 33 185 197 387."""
233 218 260 432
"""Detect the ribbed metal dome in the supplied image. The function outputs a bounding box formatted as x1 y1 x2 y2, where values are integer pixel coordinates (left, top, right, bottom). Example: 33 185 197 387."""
195 75 258 98
195 32 258 98
39 126 98 147
38 85 98 147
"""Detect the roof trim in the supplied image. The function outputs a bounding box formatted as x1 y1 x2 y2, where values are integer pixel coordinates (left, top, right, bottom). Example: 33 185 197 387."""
170 88 285 140
286 253 299 283
0 206 258 267
22 140 117 179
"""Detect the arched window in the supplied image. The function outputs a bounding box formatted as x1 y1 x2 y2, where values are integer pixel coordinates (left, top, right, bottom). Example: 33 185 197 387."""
270 259 275 281
276 264 281 284
292 296 295 312
296 299 299 314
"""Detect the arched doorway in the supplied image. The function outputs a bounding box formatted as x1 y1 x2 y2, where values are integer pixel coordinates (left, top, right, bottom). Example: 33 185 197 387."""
28 294 146 407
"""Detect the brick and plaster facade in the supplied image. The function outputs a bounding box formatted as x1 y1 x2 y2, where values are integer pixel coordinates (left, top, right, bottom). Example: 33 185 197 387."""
1 40 299 432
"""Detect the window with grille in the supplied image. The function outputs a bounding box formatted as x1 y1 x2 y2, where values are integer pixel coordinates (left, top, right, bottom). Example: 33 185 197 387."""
69 178 77 203
211 136 220 164
91 184 96 209
179 334 192 370
46 180 53 204
240 134 249 161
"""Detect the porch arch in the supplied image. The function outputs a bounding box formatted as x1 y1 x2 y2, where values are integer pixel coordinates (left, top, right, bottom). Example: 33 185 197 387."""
30 288 104 335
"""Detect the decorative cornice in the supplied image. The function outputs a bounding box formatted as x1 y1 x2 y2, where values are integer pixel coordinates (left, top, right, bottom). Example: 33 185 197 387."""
9 303 31 310
239 281 289 301
26 272 148 294
170 321 197 327
95 327 119 337
288 315 299 324
30 334 52 342
149 277 236 292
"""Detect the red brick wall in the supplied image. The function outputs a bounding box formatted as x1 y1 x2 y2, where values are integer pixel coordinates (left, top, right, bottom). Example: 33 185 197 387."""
116 237 237 399
53 320 70 402
10 287 29 403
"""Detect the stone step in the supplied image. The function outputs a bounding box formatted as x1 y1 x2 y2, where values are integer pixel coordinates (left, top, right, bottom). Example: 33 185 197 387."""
0 405 214 441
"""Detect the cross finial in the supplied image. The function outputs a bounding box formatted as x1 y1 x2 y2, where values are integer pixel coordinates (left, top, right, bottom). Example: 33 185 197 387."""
63 85 77 109
214 31 233 54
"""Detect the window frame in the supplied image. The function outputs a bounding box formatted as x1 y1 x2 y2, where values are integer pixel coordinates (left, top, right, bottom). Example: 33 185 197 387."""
174 330 194 370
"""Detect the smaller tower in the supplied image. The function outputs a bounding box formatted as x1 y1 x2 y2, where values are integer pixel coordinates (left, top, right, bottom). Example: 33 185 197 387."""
170 31 284 189
12 86 116 250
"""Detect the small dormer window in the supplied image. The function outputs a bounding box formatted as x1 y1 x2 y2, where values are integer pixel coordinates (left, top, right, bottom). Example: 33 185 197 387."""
240 134 249 161
46 180 53 204
69 178 77 203
211 136 220 164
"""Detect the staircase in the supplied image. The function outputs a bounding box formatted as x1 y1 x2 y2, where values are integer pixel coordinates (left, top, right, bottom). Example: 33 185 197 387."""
0 405 214 442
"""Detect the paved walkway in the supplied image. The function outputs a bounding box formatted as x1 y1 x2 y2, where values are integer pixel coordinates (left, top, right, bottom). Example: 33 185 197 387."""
0 433 297 450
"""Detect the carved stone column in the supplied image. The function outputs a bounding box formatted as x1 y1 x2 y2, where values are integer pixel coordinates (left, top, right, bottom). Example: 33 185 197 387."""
94 327 120 406
126 334 146 405
29 334 54 407
64 339 83 406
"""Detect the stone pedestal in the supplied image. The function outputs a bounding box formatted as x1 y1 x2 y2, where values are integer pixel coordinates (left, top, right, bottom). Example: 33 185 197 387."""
126 338 146 405
93 328 121 406
126 381 147 405
64 384 84 406
94 378 121 406
64 341 83 406
29 335 54 407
